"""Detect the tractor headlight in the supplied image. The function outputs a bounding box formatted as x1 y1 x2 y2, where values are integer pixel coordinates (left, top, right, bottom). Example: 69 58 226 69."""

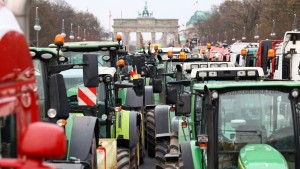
291 89 298 98
47 108 57 118
99 76 104 82
59 56 67 62
212 90 218 99
105 76 112 82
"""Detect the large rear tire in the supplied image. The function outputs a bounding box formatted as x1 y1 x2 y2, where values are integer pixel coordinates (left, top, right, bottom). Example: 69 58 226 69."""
146 110 156 157
117 148 130 169
155 137 169 169
165 131 180 168
130 146 138 169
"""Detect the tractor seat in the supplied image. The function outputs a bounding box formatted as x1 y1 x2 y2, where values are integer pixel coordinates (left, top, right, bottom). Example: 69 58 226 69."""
235 124 267 144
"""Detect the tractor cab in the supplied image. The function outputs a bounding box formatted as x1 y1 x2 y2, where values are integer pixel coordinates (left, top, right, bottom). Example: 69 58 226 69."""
239 44 259 67
256 40 283 79
276 31 300 80
180 67 300 169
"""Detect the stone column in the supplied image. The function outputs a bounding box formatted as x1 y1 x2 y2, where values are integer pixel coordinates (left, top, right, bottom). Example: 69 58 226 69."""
136 32 141 49
174 32 179 47
151 32 156 44
113 32 117 41
162 32 168 47
125 32 130 49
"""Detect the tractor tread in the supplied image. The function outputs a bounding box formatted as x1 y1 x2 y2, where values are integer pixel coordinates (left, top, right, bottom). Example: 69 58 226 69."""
146 111 156 157
117 148 130 169
155 138 169 169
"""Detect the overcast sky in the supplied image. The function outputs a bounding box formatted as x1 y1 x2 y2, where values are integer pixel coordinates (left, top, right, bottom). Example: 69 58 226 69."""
64 0 224 31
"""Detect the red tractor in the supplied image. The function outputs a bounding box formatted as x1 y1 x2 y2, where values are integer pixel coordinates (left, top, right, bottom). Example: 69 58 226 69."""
0 2 66 169
256 40 283 79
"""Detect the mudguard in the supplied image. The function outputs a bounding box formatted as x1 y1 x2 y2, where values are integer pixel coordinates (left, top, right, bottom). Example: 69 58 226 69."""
69 116 99 161
170 116 180 132
125 88 143 107
144 86 154 106
155 105 171 137
116 110 139 149
180 141 195 169
129 111 139 148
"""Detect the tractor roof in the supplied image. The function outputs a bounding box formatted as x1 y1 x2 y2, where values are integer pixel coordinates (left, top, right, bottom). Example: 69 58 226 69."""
193 80 300 91
183 62 235 73
29 47 63 57
48 41 121 52
191 67 264 80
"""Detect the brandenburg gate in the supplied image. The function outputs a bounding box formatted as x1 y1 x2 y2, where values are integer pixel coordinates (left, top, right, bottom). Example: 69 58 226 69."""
112 2 179 49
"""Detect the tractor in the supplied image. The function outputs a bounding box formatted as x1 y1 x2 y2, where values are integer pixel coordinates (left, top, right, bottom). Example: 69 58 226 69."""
149 49 235 168
179 67 300 169
30 44 101 169
47 38 150 168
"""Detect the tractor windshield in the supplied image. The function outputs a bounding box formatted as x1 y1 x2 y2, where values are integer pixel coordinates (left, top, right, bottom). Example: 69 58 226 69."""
217 89 295 169
63 51 111 67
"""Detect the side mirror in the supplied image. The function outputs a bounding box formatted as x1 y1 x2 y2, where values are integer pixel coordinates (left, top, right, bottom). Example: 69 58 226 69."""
0 122 67 168
49 74 69 119
175 93 191 116
20 122 66 158
83 53 99 87
133 78 144 96
166 86 177 104
152 79 162 93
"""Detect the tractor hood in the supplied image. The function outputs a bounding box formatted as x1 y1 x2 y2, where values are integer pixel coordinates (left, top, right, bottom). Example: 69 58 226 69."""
239 144 288 169
98 67 116 77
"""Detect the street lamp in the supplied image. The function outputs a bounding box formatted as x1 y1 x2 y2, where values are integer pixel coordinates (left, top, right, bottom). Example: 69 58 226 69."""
61 19 66 37
242 26 246 41
33 7 41 47
293 13 297 31
83 29 86 41
254 24 259 40
270 20 276 38
232 29 235 42
77 26 81 40
224 31 227 43
69 23 74 41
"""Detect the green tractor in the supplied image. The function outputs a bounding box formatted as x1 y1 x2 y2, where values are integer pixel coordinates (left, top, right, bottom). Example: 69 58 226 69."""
117 46 164 160
30 46 100 169
48 39 150 168
179 67 300 169
152 51 236 168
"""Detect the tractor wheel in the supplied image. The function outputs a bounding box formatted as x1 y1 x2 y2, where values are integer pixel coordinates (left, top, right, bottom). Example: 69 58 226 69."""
155 137 169 169
165 132 179 169
178 156 184 169
146 110 156 157
130 146 138 169
117 148 130 169
169 131 179 154
85 134 97 169
138 125 145 165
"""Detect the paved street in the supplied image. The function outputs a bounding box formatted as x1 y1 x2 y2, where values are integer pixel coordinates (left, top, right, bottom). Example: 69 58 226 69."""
141 153 155 169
